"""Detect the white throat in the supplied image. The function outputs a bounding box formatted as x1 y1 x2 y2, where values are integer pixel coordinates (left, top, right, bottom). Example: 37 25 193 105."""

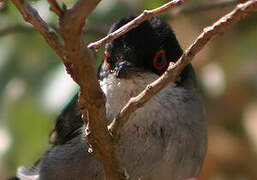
100 72 159 120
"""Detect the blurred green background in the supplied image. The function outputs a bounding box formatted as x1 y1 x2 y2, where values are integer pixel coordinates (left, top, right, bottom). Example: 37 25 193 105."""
0 0 257 179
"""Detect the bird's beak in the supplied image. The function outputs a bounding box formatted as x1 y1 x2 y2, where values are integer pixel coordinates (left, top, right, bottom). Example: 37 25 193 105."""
116 61 135 79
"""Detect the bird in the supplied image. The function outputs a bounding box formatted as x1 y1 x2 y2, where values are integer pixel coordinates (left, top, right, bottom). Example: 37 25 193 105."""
14 16 207 180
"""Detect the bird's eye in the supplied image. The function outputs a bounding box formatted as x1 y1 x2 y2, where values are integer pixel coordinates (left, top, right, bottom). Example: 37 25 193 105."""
153 50 167 70
104 51 111 70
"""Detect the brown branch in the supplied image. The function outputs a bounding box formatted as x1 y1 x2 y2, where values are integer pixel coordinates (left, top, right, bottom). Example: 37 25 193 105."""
86 0 246 51
60 0 101 38
59 0 127 179
11 0 127 179
109 0 257 136
47 0 63 17
171 0 246 16
11 0 64 57
55 0 127 179
87 0 185 50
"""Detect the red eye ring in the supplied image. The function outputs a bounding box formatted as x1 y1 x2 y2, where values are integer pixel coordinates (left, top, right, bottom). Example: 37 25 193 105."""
153 49 167 70
104 51 111 70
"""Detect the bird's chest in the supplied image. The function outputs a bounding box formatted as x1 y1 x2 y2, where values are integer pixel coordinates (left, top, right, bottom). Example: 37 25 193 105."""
99 73 206 179
100 73 173 135
100 73 176 165
105 90 172 178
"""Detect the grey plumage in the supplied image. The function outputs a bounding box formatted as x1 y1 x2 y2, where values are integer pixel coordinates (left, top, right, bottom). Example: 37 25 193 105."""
16 17 207 180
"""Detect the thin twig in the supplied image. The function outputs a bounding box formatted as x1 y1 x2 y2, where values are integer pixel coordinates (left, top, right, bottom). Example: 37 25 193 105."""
87 0 185 50
171 0 245 16
11 0 64 57
4 0 242 39
47 0 63 17
109 0 257 136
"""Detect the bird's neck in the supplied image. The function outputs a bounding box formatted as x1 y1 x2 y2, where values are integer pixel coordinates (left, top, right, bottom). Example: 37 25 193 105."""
99 67 197 122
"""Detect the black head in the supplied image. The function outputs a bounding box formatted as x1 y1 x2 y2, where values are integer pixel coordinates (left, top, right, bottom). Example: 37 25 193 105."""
98 16 183 80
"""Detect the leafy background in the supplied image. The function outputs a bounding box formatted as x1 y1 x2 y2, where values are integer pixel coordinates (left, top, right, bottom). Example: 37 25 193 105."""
0 0 257 179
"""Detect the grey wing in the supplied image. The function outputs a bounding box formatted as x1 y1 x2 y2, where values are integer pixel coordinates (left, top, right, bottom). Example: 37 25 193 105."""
50 94 84 145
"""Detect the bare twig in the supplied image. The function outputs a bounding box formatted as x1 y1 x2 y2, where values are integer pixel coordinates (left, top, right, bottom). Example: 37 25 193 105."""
87 0 185 50
47 0 63 17
11 0 64 57
3 0 242 39
9 0 62 49
109 0 257 136
171 0 245 16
